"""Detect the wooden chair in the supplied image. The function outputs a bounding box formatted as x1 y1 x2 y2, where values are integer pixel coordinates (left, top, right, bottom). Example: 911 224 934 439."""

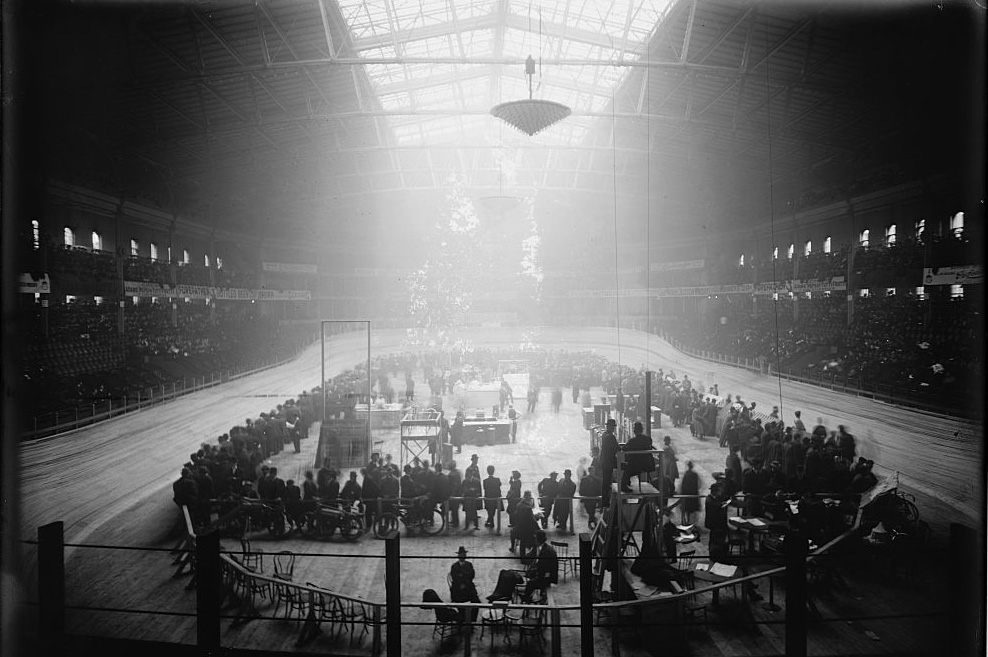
306 585 346 640
675 549 696 589
550 541 575 582
240 538 263 572
423 589 459 642
515 601 547 652
479 601 512 646
273 551 296 581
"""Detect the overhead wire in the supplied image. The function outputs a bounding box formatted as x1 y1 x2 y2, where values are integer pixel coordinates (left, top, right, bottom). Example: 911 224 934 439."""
612 89 622 369
764 26 785 418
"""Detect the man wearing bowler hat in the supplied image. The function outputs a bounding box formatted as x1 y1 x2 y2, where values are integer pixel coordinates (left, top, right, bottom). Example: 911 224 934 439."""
449 546 480 622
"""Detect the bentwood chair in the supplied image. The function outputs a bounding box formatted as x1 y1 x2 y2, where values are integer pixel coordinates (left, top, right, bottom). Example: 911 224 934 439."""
550 541 575 582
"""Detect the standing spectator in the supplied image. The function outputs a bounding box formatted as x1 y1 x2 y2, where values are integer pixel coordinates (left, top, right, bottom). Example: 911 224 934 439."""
447 461 462 528
340 471 362 506
537 472 559 529
505 471 522 524
510 490 538 554
551 387 563 413
662 436 679 485
462 470 482 531
451 412 464 454
679 461 700 524
837 425 856 463
705 482 729 560
554 469 577 531
465 454 481 481
482 465 503 528
599 419 619 508
432 461 450 514
507 405 518 443
580 467 602 528
362 467 381 526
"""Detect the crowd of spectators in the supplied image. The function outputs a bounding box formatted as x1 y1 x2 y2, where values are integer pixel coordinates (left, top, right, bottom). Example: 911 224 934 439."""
123 256 171 284
21 299 318 432
660 287 979 413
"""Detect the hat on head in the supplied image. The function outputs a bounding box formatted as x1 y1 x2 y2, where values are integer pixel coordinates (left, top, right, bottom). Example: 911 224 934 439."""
606 419 616 427
457 546 468 556
471 454 479 460
550 471 558 477
564 469 572 476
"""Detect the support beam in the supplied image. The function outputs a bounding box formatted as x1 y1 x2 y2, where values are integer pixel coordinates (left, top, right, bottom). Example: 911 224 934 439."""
315 0 338 59
680 0 697 64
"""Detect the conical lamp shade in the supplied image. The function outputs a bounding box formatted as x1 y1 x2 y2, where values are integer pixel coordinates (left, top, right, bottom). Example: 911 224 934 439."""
491 99 571 136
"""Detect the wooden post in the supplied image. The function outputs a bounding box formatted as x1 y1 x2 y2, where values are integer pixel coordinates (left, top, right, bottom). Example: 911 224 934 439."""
372 605 383 656
579 533 594 657
385 536 401 657
784 527 808 657
38 522 65 656
195 530 221 652
550 605 562 657
949 523 980 657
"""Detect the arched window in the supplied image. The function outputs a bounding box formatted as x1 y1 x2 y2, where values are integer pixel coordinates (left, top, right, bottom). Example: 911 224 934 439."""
787 244 794 260
32 220 40 250
823 236 831 254
858 288 870 298
150 243 159 261
915 219 926 241
63 227 75 247
738 254 745 267
91 231 102 251
130 239 139 256
772 246 778 260
950 212 964 238
885 224 897 246
950 284 964 299
182 249 190 265
858 229 870 248
204 254 210 268
803 240 812 256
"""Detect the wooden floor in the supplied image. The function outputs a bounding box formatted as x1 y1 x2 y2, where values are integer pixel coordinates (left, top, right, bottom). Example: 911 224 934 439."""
17 327 976 655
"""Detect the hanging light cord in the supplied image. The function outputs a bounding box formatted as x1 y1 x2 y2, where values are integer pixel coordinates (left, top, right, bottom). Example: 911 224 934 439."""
645 68 651 368
765 29 785 419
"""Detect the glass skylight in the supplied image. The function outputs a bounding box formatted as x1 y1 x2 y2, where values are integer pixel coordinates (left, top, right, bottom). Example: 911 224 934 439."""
338 0 672 147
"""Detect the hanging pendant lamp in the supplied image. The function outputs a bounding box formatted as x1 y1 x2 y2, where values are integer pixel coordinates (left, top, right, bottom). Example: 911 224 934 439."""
491 55 570 136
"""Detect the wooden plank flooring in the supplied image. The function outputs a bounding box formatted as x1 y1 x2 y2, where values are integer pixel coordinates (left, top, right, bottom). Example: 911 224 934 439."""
18 327 973 655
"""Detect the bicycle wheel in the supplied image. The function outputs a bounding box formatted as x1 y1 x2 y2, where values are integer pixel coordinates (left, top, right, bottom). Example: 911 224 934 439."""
374 512 400 539
340 516 364 541
419 508 446 536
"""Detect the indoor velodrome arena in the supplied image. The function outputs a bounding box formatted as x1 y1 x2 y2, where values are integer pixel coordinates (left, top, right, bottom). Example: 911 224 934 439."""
1 1 984 657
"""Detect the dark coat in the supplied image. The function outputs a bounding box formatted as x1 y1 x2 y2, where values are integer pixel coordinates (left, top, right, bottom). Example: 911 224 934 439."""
482 476 503 511
680 469 700 513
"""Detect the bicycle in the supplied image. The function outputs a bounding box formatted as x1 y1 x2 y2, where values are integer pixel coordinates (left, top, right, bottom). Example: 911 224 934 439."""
374 499 445 538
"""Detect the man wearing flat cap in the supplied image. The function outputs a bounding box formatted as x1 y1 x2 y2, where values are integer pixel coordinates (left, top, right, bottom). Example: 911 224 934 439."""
449 546 480 621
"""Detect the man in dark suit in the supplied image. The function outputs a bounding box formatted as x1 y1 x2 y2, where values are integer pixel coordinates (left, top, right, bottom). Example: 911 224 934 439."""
620 421 655 492
599 418 619 508
523 530 558 601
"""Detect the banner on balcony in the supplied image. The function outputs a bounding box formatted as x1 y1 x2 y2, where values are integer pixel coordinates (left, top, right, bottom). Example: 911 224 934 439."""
124 280 310 301
922 266 982 286
752 278 848 295
19 273 51 294
262 262 318 274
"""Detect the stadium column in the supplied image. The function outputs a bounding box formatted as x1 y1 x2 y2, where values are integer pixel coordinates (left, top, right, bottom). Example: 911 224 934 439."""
195 530 221 652
385 536 400 657
37 522 65 656
784 525 808 657
578 533 594 657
